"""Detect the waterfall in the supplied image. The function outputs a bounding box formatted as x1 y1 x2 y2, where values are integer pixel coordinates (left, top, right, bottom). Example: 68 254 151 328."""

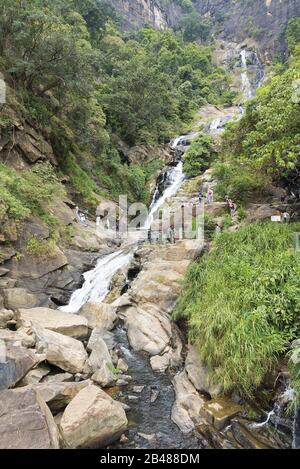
60 250 134 313
60 137 186 313
144 161 185 229
240 49 253 100
239 49 265 101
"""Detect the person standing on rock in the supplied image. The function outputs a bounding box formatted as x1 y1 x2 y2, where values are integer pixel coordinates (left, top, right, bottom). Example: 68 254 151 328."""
206 188 214 205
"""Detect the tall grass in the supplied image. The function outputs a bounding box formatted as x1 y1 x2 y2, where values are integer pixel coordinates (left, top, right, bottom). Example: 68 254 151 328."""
175 221 300 396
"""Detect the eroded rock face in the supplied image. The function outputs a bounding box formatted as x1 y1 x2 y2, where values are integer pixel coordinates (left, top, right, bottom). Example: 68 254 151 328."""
0 387 59 449
60 385 128 448
18 307 88 339
34 327 88 374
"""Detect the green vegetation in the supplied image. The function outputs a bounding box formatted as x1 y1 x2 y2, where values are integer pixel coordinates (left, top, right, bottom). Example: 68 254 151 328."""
26 235 58 259
0 162 65 221
0 0 232 210
175 222 300 396
183 133 215 177
218 53 300 200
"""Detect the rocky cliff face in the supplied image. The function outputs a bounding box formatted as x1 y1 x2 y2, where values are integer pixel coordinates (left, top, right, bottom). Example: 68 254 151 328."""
109 0 300 57
110 0 168 30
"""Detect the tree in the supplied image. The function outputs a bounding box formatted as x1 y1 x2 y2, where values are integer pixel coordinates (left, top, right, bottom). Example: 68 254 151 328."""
183 134 215 177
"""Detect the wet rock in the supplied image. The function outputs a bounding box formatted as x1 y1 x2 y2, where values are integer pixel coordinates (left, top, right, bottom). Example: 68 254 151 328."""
117 358 128 373
230 419 273 449
2 288 39 310
0 387 59 449
137 432 157 443
34 327 88 374
60 385 128 448
86 337 113 373
200 397 243 430
92 360 116 388
18 307 88 339
133 386 145 393
185 344 221 398
0 344 39 390
150 388 160 403
120 434 130 444
171 371 206 434
79 302 117 330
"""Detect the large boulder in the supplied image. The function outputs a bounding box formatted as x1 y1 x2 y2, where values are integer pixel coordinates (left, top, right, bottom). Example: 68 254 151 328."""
92 361 116 388
34 327 88 374
2 288 39 310
79 302 117 330
185 344 221 398
171 371 206 434
86 337 113 373
60 385 128 448
120 304 172 355
18 307 88 339
0 387 59 449
28 380 92 414
0 344 39 390
87 328 116 352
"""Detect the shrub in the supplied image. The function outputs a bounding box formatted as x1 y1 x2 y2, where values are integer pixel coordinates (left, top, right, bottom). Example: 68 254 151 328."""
183 134 215 178
26 235 58 259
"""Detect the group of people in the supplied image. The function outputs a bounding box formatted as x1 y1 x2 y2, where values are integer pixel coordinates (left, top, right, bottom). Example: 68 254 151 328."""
225 196 237 217
198 187 214 205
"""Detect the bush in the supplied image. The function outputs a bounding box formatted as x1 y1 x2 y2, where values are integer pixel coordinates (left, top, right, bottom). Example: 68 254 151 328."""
183 134 215 178
0 162 65 221
175 221 300 397
26 235 58 259
213 162 271 204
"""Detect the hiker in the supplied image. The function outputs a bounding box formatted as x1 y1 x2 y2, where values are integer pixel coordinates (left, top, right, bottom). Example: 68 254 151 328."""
166 226 175 244
206 188 214 204
282 211 290 223
229 201 237 217
198 191 203 204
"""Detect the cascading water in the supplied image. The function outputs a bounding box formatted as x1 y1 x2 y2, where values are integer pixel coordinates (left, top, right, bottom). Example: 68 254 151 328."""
145 161 185 229
60 139 186 314
60 249 134 313
240 49 253 100
240 49 265 101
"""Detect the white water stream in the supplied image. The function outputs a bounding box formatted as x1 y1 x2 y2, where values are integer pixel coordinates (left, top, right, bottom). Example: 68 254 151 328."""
240 49 253 100
60 138 186 313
